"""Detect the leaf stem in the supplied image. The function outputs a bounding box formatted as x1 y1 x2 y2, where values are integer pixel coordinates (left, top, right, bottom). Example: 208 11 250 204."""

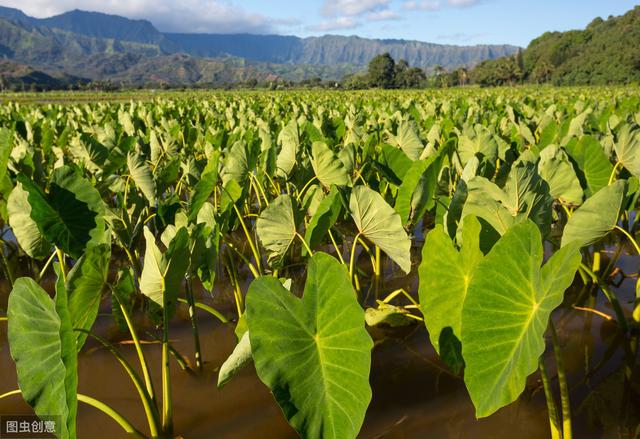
550 321 572 439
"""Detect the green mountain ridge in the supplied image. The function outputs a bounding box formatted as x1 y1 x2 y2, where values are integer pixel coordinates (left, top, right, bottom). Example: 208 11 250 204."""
0 6 517 87
470 6 640 85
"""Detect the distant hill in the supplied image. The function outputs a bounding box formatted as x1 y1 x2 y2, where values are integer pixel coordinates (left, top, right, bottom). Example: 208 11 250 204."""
469 6 640 86
163 33 517 71
0 6 517 87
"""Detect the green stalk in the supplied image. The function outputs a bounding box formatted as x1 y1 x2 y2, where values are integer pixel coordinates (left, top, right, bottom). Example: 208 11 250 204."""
161 305 173 436
37 250 57 282
296 232 314 256
1 390 146 438
178 298 228 323
550 321 571 439
185 275 203 371
232 203 262 274
113 291 157 407
77 394 146 438
55 247 67 282
0 242 14 286
328 229 345 265
539 357 562 439
76 329 160 437
348 233 361 284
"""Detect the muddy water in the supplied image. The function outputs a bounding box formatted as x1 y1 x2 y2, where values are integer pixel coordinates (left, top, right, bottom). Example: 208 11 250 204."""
0 252 638 438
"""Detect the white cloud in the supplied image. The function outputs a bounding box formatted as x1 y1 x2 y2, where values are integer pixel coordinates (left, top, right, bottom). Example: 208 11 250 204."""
402 0 481 11
320 0 390 18
308 16 359 31
0 0 291 33
367 10 401 21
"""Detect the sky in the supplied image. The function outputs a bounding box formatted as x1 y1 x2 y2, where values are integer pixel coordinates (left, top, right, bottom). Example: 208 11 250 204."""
0 0 638 47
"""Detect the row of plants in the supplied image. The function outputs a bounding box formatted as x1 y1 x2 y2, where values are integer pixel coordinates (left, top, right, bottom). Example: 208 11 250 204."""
0 89 638 438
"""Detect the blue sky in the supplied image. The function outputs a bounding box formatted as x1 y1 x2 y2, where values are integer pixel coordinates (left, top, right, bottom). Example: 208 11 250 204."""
2 0 639 46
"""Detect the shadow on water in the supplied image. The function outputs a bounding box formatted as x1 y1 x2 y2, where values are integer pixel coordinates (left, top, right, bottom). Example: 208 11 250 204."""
0 247 638 438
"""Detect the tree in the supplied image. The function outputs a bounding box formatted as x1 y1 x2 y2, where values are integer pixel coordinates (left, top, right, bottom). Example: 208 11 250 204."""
368 53 396 89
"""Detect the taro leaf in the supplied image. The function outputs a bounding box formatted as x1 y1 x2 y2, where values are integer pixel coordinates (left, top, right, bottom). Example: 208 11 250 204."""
188 150 220 221
140 227 190 318
565 136 612 197
276 119 300 178
112 268 136 332
350 185 412 274
0 128 12 183
311 141 349 187
221 140 250 186
419 216 483 360
379 143 413 184
561 180 626 248
8 277 78 438
16 166 105 259
127 151 156 204
256 194 299 266
365 303 415 328
537 144 583 205
217 331 252 389
395 153 442 225
246 252 372 439
7 181 51 259
614 124 640 178
461 221 581 418
304 186 342 254
389 121 423 160
66 243 111 351
457 125 498 168
462 162 552 237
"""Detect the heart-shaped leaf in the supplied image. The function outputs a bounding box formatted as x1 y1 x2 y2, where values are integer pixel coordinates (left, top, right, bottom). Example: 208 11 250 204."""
140 227 190 317
8 276 78 438
561 180 626 248
127 151 156 204
256 194 299 266
311 141 350 187
461 221 581 417
419 216 483 357
350 185 412 273
246 252 373 439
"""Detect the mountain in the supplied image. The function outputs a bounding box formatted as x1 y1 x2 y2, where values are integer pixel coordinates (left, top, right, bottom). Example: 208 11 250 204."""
470 6 640 86
0 6 518 87
164 33 517 70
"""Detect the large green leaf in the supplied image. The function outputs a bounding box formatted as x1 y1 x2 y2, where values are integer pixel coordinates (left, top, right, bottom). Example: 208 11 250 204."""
0 128 13 183
140 227 190 316
217 331 252 389
256 194 299 265
561 180 626 248
188 150 220 221
16 166 105 259
389 121 424 160
350 185 412 274
419 216 483 356
221 140 250 186
395 153 442 225
461 221 581 417
127 151 156 204
276 119 300 177
8 277 78 438
537 144 583 205
304 186 342 253
311 141 349 187
66 244 111 351
7 181 51 259
462 162 552 236
565 136 612 197
457 124 498 168
613 124 640 178
246 252 372 439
